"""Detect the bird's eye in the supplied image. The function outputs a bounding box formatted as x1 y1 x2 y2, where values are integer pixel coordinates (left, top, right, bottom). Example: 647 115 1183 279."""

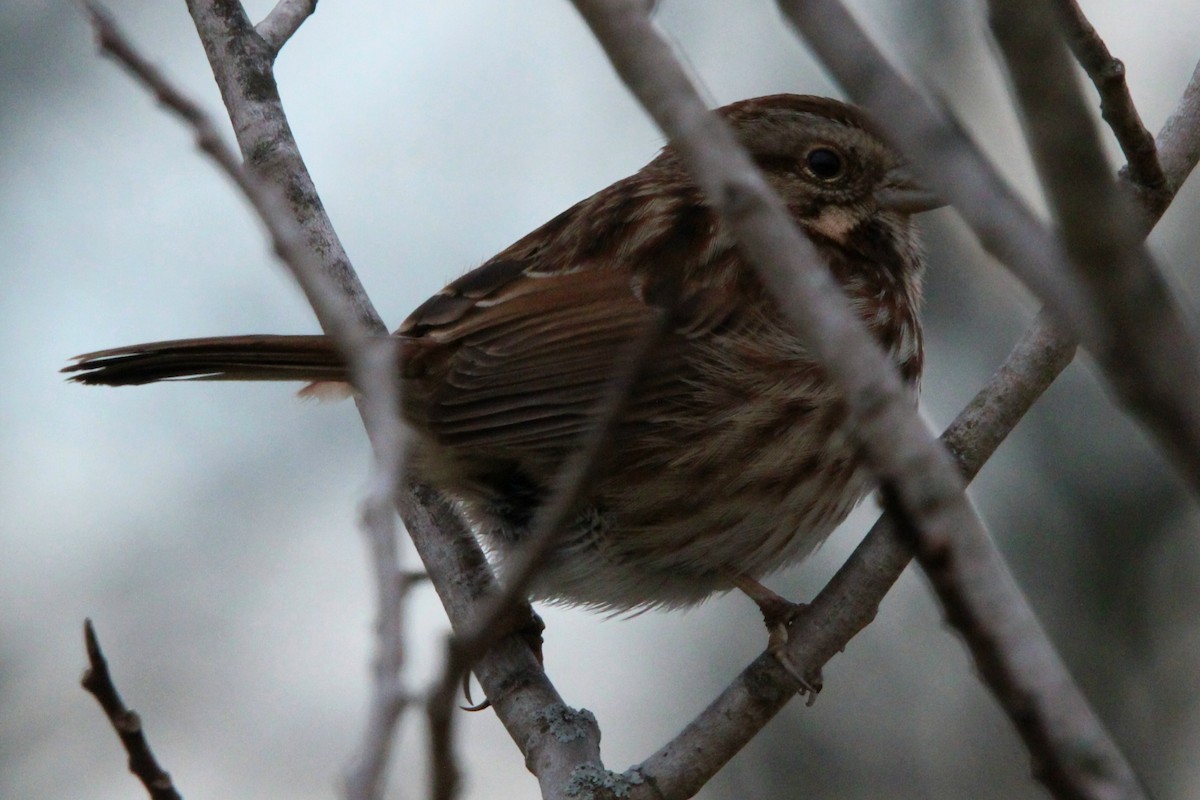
805 147 844 180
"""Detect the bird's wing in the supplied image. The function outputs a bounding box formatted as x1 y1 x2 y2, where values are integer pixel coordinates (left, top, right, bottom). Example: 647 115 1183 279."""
399 257 737 461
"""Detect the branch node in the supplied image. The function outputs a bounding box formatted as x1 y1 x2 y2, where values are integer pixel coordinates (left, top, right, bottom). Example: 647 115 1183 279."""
80 620 182 800
1054 0 1168 194
565 763 646 799
256 0 318 55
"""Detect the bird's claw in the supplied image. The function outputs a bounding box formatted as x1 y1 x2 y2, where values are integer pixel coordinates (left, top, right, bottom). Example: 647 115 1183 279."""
459 604 546 713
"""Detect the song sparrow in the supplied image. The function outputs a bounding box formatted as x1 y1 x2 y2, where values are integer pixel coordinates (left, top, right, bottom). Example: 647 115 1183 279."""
66 94 941 644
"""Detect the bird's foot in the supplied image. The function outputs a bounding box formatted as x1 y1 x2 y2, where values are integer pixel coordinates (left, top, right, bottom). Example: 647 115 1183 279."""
461 603 545 712
729 572 822 701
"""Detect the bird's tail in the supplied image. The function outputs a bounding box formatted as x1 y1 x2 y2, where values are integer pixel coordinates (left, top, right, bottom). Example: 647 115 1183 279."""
63 335 350 388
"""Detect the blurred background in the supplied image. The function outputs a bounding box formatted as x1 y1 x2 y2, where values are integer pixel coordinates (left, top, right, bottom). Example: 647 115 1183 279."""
4 1 1200 798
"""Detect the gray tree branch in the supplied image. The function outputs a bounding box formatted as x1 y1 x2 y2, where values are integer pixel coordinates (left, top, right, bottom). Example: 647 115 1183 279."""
1156 58 1200 185
256 0 317 55
179 4 603 798
427 310 667 800
80 620 183 800
989 0 1200 521
779 0 1200 504
82 4 416 798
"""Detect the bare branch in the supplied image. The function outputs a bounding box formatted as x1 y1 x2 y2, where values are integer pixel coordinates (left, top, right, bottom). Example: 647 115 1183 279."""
183 0 383 334
780 0 1200 504
425 310 665 797
939 315 1075 472
1155 58 1200 188
404 484 604 800
80 0 375 351
425 312 667 799
256 0 317 55
344 347 414 800
80 620 183 800
989 0 1200 506
427 638 462 800
463 312 667 654
174 4 609 796
1051 0 1169 206
82 5 416 798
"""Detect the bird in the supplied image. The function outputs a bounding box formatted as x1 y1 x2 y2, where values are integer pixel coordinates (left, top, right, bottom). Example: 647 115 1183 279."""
65 94 942 652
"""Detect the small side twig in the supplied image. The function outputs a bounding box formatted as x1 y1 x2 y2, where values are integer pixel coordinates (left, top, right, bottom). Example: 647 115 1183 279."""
344 342 415 800
256 0 318 56
1051 0 1169 204
427 656 461 800
81 620 182 800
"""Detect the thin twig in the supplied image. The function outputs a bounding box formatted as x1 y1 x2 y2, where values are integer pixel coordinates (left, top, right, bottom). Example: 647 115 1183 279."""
80 0 373 351
81 6 414 799
405 482 603 800
460 311 668 655
989 0 1200 507
427 642 462 800
183 0 384 334
80 620 183 800
1052 0 1169 206
345 345 414 800
256 0 317 56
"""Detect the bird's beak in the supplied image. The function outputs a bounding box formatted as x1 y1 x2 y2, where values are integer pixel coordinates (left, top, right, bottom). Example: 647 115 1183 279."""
877 168 946 214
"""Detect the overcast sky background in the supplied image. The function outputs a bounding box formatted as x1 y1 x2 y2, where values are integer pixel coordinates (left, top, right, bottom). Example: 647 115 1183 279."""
4 1 1200 798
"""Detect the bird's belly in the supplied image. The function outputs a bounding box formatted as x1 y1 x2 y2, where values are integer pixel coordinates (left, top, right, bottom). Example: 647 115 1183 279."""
516 402 872 612
473 319 902 612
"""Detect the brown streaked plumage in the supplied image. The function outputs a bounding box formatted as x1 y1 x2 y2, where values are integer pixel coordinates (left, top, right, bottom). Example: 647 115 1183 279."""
65 94 939 631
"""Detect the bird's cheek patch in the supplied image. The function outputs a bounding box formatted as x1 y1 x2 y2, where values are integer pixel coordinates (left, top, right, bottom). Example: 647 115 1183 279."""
808 205 861 243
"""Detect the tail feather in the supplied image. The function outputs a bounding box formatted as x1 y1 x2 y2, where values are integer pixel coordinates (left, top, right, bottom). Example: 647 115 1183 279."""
63 335 349 387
